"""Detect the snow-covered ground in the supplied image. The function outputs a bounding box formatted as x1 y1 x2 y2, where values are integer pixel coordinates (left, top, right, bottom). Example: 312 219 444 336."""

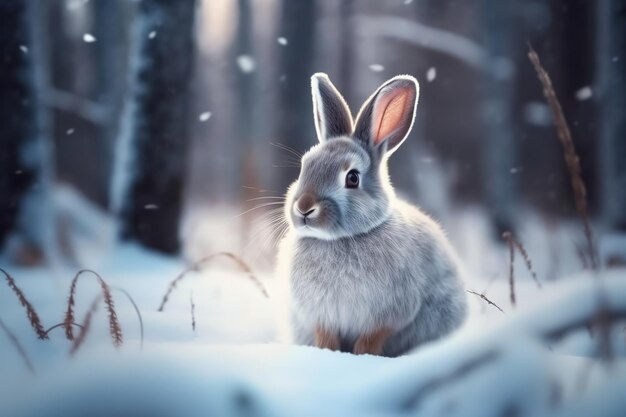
1 226 626 416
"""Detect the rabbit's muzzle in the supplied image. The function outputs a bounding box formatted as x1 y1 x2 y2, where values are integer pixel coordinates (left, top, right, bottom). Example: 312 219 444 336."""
293 193 320 225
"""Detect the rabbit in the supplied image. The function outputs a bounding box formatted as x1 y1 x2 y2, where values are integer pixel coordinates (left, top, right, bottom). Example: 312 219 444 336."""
276 73 467 357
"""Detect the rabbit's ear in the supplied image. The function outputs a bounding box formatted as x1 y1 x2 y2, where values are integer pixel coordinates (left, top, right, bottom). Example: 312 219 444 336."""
311 73 353 143
353 75 419 156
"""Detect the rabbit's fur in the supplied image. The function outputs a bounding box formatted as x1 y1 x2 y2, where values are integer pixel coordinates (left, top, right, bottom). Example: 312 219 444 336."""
277 73 467 357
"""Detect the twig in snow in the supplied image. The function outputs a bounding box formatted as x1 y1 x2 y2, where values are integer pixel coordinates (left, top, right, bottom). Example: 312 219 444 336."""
0 317 36 374
158 252 268 312
190 292 196 333
1 267 48 340
574 241 590 270
528 45 597 270
502 232 516 307
502 231 541 288
467 290 505 313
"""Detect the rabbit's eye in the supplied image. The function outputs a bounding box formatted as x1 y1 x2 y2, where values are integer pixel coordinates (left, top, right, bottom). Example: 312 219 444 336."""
345 169 360 189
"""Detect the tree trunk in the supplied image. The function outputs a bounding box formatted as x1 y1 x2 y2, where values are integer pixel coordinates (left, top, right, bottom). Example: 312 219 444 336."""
598 0 626 231
480 0 519 235
275 0 316 193
114 0 196 254
0 0 53 265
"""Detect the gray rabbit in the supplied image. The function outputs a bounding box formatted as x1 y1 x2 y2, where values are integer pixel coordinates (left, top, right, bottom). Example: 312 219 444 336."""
276 73 467 357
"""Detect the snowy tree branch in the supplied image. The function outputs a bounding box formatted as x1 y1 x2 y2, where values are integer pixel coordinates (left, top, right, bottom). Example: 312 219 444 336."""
42 87 109 125
351 15 503 75
363 277 626 413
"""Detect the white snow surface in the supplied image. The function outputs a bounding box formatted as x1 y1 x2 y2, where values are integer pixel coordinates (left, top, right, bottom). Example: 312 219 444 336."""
1 243 625 417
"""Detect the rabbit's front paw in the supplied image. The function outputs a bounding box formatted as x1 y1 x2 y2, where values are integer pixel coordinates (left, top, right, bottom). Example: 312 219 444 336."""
353 328 391 356
315 325 340 351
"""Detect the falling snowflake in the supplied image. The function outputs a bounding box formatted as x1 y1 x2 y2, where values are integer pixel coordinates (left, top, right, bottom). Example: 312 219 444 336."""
19 45 28 54
523 102 551 126
66 128 75 135
83 33 96 43
612 56 619 62
404 0 414 4
149 31 157 39
426 67 437 82
279 74 287 82
144 204 159 210
575 86 593 101
369 64 384 72
199 112 212 122
237 55 256 73
277 37 288 46
67 0 89 11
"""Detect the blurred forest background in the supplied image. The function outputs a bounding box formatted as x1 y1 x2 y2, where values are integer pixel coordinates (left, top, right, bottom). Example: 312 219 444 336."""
0 0 624 273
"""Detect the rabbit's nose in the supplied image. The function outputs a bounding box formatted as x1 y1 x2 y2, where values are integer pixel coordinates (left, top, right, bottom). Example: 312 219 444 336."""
296 194 318 217
297 207 316 217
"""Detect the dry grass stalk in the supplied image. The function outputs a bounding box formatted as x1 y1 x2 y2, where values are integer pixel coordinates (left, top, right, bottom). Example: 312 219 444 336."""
502 231 541 288
528 45 598 270
502 232 516 307
0 317 36 374
64 269 123 347
1 267 48 340
466 290 505 313
44 322 83 337
190 293 196 333
158 252 268 312
69 296 100 356
112 287 144 351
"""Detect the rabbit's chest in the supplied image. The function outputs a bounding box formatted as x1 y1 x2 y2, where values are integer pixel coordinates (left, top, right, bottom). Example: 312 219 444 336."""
289 238 401 333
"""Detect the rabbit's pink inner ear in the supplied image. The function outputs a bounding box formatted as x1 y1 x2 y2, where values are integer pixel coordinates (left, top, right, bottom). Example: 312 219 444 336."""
371 86 412 147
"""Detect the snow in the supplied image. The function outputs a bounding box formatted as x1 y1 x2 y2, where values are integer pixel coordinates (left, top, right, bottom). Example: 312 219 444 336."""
19 45 28 54
426 66 437 82
237 55 256 73
66 128 75 135
148 30 157 39
277 37 288 46
198 111 212 122
82 33 97 43
1 229 625 416
66 0 89 11
575 86 593 101
524 101 552 126
369 64 385 72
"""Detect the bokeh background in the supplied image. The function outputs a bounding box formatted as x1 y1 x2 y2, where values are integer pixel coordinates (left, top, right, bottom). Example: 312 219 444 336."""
1 0 625 275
